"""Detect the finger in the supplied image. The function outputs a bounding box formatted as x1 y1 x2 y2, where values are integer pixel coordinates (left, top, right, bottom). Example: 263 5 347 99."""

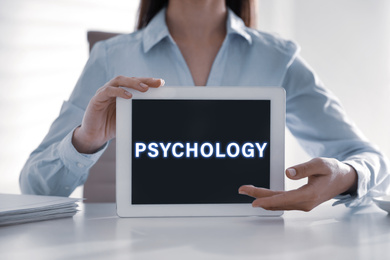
286 158 328 180
238 185 283 198
109 76 164 91
95 86 132 103
109 76 149 92
139 77 165 88
252 186 317 211
253 198 310 211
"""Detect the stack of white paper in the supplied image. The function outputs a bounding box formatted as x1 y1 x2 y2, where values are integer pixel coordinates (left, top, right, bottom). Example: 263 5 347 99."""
0 193 81 226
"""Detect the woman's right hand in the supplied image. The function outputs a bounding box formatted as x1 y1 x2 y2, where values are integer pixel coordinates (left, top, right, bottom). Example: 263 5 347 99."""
72 76 165 154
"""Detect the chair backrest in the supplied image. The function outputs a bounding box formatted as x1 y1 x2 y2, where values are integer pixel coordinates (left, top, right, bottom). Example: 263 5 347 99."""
87 31 120 52
83 31 122 202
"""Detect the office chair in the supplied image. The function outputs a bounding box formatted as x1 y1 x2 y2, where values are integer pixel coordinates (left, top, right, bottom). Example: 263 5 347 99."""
83 31 121 202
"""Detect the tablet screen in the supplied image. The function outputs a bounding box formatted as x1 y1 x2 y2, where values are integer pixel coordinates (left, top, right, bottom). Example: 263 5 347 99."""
131 99 270 204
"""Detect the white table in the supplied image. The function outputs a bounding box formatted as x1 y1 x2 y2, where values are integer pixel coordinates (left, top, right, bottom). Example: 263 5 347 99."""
1 201 389 260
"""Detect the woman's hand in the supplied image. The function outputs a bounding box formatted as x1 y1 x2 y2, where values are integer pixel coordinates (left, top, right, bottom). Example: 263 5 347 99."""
238 157 358 211
72 76 165 154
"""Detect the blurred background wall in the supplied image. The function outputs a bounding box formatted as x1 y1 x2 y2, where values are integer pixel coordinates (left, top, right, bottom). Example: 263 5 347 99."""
258 0 390 190
0 0 139 197
0 0 389 196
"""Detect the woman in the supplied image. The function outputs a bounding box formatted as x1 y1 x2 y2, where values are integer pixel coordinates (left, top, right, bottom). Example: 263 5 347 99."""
20 0 389 211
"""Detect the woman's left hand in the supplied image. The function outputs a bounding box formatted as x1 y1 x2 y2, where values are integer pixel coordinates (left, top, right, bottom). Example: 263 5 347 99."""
238 157 358 211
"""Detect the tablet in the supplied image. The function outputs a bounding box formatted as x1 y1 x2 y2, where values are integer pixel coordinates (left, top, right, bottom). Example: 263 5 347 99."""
116 86 285 217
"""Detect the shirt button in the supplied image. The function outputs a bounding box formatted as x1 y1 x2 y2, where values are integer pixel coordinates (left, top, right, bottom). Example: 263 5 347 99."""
77 162 85 168
65 186 70 190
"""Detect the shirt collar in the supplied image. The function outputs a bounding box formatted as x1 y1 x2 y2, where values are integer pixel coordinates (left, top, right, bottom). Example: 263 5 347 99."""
142 7 252 53
226 8 252 44
142 8 170 53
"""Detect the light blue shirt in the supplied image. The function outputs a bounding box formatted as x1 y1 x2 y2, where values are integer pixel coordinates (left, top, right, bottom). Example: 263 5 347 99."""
20 8 390 206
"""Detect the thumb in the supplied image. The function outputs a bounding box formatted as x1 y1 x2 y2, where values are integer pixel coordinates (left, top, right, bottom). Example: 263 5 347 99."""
286 158 326 180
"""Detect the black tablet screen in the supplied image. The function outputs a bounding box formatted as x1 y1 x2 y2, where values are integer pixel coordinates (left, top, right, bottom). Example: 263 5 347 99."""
131 99 270 204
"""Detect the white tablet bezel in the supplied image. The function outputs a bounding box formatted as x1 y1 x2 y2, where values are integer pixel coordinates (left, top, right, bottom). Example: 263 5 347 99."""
116 86 285 217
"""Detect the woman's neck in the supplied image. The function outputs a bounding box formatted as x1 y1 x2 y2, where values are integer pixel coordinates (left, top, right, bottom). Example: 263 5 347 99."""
166 0 227 42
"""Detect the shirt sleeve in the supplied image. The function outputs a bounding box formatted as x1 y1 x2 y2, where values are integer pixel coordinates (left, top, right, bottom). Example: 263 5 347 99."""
283 55 390 207
19 41 109 196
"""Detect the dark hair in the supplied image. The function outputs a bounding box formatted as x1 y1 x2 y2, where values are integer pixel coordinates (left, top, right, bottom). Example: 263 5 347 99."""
137 0 256 30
